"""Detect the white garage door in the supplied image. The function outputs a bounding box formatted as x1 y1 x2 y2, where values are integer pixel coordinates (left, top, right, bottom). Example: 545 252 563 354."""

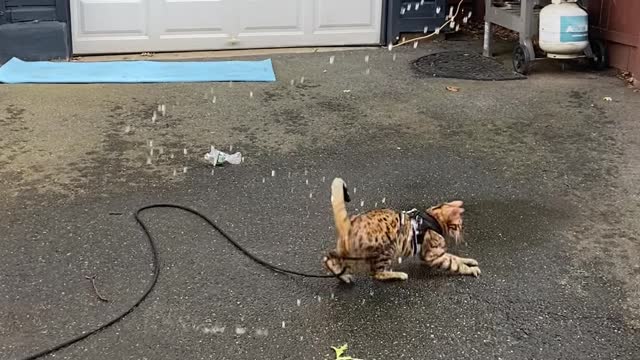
70 0 383 55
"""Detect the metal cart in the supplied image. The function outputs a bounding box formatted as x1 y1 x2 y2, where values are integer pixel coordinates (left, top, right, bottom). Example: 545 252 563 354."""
482 0 607 74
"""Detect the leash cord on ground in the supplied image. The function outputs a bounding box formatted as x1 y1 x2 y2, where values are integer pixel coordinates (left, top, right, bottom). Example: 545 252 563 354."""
19 203 340 360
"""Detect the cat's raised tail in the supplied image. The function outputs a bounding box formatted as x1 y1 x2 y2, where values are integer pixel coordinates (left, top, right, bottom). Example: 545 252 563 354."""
331 178 352 255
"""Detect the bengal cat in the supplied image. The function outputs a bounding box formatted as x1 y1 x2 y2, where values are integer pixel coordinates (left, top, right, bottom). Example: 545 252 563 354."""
322 178 480 283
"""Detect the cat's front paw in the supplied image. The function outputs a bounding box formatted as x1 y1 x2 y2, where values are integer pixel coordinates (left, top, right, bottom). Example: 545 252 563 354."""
459 257 479 267
339 274 354 284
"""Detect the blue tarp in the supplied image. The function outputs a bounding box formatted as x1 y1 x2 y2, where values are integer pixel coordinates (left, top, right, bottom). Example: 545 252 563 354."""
0 57 276 84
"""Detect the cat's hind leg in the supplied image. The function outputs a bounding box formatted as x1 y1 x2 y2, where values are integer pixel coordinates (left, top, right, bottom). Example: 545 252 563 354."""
322 250 354 284
371 249 408 281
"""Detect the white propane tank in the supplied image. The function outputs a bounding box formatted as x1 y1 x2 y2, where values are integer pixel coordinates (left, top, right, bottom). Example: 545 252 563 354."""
539 0 589 58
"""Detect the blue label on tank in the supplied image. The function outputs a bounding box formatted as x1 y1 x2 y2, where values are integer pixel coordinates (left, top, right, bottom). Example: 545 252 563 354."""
560 15 588 42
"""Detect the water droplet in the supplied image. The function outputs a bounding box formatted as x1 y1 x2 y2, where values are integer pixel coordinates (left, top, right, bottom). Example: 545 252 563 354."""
365 68 370 75
382 197 386 204
183 148 188 155
262 178 266 183
456 24 460 31
468 10 473 18
271 170 276 177
249 91 254 98
288 172 291 178
124 125 131 133
413 41 418 49
150 148 154 156
436 6 441 14
229 144 233 152
322 176 325 182
309 192 313 198
212 96 217 104
297 299 301 306
353 187 357 194
400 7 405 15
388 43 393 51
370 290 374 296
393 54 397 61
360 200 364 207
146 157 152 165
157 104 162 112
449 6 454 17
152 111 157 123
159 147 164 154
290 79 295 86
407 3 411 11
161 104 166 116
329 56 335 65
256 328 269 336
374 202 378 207
299 336 303 341
183 167 188 173
450 20 456 29
330 293 335 300
149 140 153 147
416 3 420 10
364 55 369 63
317 296 321 303
282 321 286 328
300 76 305 84
241 156 245 163
304 169 308 175
235 327 246 335
305 179 309 185
361 299 366 305
421 0 424 5
170 153 174 159
402 37 406 42
435 28 440 35
423 26 429 33
173 169 177 176
211 169 215 175
398 257 403 264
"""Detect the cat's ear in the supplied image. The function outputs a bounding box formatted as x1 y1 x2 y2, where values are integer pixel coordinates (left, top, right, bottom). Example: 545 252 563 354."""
447 200 464 208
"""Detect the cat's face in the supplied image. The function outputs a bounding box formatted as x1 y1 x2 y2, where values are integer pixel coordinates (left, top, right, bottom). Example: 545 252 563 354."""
429 200 464 244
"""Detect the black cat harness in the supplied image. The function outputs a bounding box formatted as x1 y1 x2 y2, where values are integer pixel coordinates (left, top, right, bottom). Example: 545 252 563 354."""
400 208 444 256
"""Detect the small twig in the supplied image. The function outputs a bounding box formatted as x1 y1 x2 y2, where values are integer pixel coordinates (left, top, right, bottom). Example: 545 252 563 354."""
392 0 464 49
85 275 109 302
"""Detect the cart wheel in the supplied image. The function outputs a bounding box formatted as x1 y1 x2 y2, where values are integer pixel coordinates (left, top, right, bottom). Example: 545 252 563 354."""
512 44 531 75
589 39 607 71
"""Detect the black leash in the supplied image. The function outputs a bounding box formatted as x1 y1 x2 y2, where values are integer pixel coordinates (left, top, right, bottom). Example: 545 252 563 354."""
19 203 339 360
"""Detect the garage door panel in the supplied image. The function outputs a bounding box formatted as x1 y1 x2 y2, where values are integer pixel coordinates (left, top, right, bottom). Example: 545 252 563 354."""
76 0 147 36
314 0 377 30
158 0 229 34
239 0 303 32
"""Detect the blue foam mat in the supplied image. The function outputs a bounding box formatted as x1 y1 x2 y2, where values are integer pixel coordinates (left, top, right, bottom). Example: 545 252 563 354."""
0 57 276 84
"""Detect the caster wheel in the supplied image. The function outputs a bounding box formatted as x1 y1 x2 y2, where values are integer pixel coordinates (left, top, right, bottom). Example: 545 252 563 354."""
589 39 608 71
512 44 531 75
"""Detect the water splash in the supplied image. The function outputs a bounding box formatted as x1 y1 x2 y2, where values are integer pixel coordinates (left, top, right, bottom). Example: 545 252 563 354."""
364 55 369 63
290 79 295 86
297 299 301 306
183 148 188 155
170 154 175 159
249 91 254 99
309 192 313 199
436 6 441 14
146 157 152 165
353 187 357 194
173 169 177 176
413 41 419 49
407 3 411 11
393 54 397 61
370 290 374 296
152 111 157 123
400 7 405 15
322 176 325 182
183 167 188 173
235 327 246 335
423 26 429 33
387 43 393 51
262 178 266 183
317 296 321 303
329 56 335 65
398 257 403 264
271 170 275 177
124 125 131 133
305 179 309 185
360 200 364 207
382 197 386 204
149 140 153 147
304 169 308 176
330 293 335 300
281 321 286 329
212 96 217 104
255 328 269 336
300 76 305 84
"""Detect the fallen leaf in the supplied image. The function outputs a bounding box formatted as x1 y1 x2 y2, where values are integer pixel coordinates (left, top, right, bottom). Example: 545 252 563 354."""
446 86 460 92
331 344 363 360
603 96 612 101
